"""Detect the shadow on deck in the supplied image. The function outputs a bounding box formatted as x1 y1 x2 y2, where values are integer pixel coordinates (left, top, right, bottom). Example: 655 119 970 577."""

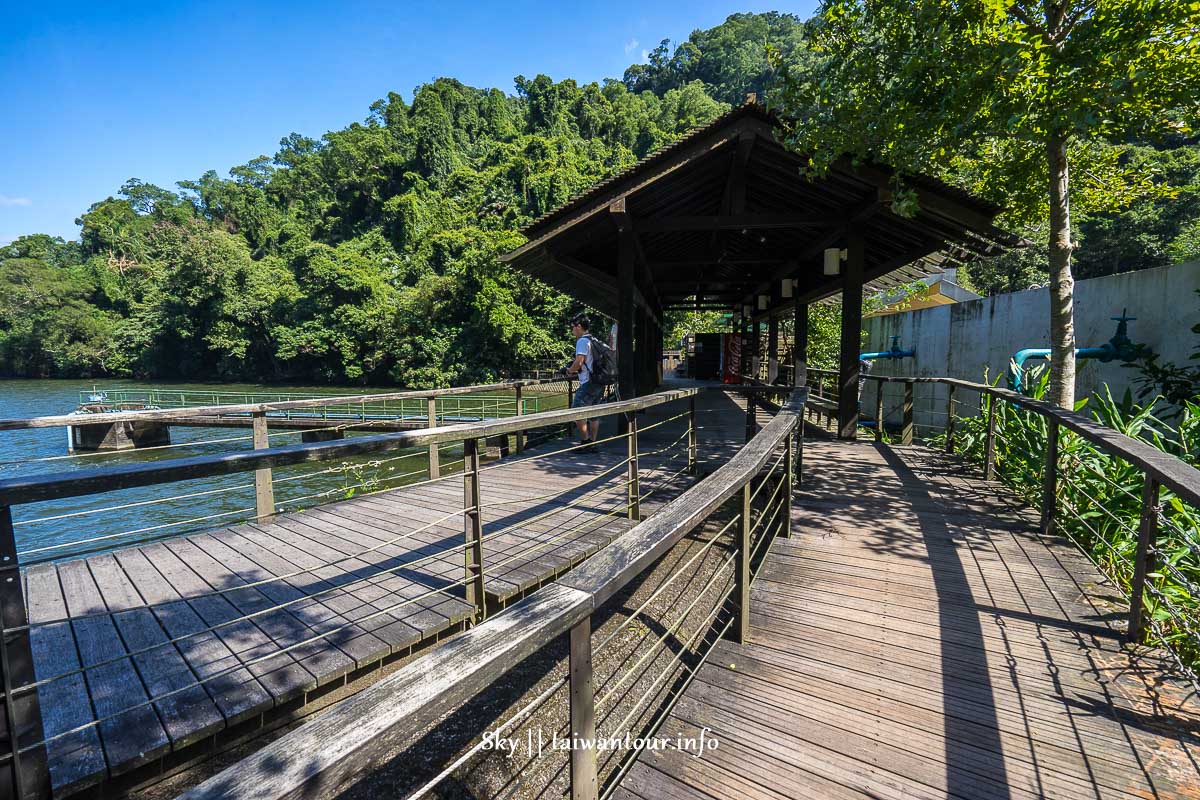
618 432 1200 800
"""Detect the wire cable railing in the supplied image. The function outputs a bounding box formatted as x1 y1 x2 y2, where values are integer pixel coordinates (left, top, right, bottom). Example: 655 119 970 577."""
0 380 742 798
159 387 804 800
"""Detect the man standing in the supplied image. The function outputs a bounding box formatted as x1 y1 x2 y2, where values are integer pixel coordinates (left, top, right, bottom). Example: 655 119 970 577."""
566 313 602 452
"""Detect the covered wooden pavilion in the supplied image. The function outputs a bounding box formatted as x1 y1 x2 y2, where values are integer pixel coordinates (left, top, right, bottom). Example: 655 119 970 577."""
500 102 1020 438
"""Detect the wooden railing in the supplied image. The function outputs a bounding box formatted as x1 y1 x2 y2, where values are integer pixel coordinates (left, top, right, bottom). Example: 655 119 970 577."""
806 366 1200 687
169 387 806 800
0 381 712 800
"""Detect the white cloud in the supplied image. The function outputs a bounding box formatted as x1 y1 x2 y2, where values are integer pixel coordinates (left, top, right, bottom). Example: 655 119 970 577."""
624 38 639 55
641 50 649 61
0 195 32 207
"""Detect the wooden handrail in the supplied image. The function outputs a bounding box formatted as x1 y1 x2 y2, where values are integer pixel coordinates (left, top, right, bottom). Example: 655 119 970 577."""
0 378 570 431
804 368 1200 509
174 389 807 800
0 387 697 507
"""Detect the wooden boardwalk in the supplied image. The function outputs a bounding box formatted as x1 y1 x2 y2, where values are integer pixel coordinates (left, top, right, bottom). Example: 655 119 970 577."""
26 392 736 796
618 435 1200 800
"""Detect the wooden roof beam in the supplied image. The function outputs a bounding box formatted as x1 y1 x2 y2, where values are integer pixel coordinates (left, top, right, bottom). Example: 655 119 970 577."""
501 116 775 265
609 199 663 320
638 213 836 233
738 193 884 308
549 249 659 326
749 237 944 322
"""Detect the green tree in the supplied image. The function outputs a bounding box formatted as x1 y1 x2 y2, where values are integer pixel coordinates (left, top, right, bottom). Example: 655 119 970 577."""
774 0 1200 408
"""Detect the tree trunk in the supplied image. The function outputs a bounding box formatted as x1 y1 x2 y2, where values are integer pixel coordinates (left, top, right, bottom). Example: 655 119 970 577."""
1046 133 1075 409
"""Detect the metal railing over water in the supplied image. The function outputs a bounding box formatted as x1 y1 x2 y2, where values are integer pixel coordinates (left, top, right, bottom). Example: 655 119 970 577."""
74 386 546 422
0 379 797 800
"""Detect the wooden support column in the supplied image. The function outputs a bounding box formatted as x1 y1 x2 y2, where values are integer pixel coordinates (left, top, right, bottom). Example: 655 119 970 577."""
427 397 440 479
1127 475 1160 643
613 200 636 402
513 385 524 454
626 412 640 521
730 482 752 643
945 384 957 453
568 619 598 800
901 381 914 445
838 233 865 439
252 411 275 520
874 384 885 443
1040 419 1059 536
463 438 486 623
793 301 808 387
983 397 998 481
767 313 779 383
687 396 697 476
783 433 794 537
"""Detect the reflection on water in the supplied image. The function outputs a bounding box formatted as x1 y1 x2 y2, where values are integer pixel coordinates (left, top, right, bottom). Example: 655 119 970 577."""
0 378 563 563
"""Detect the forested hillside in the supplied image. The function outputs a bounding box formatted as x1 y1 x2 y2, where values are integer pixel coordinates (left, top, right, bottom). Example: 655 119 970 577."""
2 10 1196 384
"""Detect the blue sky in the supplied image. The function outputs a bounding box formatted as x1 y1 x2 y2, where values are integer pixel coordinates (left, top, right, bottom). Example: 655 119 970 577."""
0 1 814 244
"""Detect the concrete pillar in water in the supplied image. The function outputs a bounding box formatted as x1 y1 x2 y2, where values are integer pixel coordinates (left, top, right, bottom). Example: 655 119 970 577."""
71 420 171 451
301 429 346 444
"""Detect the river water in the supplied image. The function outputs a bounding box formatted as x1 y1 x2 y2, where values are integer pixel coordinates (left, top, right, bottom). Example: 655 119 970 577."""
0 379 536 564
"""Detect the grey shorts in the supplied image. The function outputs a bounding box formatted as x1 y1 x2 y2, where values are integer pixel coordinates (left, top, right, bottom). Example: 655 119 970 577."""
572 381 605 420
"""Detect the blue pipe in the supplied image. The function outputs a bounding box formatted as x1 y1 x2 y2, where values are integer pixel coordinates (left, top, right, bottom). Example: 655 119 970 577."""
861 335 916 362
1011 310 1149 393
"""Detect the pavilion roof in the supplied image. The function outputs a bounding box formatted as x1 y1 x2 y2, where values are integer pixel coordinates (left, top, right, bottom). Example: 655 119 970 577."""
501 101 1021 320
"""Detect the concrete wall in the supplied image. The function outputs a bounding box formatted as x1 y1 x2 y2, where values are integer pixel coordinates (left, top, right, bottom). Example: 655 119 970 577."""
861 261 1200 432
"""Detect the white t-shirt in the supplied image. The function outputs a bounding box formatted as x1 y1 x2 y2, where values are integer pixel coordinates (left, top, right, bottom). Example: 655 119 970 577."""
575 336 594 384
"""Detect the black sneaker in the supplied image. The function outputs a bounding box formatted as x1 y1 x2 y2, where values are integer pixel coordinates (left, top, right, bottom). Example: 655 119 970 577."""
578 438 599 454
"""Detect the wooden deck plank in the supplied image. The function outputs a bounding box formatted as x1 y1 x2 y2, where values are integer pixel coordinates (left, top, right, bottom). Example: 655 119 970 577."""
111 548 271 725
180 533 357 684
23 565 107 796
240 519 427 651
261 511 465 637
55 559 172 774
155 538 319 699
85 554 225 748
621 437 1200 800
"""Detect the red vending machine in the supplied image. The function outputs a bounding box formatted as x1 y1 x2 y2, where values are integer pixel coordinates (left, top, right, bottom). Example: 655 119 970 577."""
722 333 741 384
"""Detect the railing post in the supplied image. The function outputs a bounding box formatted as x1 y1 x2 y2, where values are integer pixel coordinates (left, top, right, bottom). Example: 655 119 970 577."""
427 397 440 479
0 506 47 800
1127 475 1160 643
251 411 275 520
874 382 884 443
568 618 598 800
983 395 998 481
514 385 524 454
565 379 575 438
626 411 640 521
687 396 697 476
1040 419 1059 536
795 409 805 486
744 395 756 443
901 381 914 446
463 438 486 624
731 482 752 643
783 432 794 537
945 384 957 453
